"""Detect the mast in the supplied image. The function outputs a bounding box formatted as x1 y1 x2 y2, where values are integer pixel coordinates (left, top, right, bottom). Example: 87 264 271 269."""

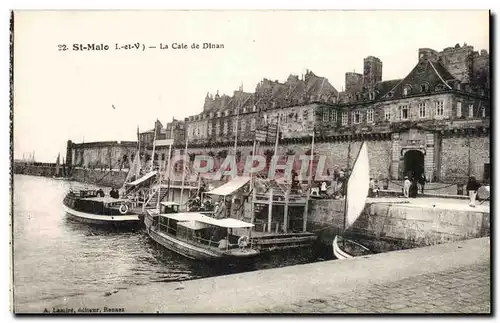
158 119 175 208
179 132 189 206
150 122 158 172
234 109 240 155
302 127 314 232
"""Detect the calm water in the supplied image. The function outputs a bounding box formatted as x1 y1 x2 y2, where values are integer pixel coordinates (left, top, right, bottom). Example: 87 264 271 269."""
13 174 323 306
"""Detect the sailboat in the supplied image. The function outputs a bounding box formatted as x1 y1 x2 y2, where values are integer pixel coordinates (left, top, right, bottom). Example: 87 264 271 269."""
53 153 69 180
332 141 373 259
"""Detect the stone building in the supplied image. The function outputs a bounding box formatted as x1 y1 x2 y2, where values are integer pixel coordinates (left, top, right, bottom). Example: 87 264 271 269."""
66 140 138 170
172 44 490 183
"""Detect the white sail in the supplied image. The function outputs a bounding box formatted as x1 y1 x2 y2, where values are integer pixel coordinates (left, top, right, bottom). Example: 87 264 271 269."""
345 142 369 229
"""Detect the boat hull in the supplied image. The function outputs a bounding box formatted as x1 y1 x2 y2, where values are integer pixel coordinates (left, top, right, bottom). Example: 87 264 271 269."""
63 204 141 226
144 215 259 261
333 235 372 260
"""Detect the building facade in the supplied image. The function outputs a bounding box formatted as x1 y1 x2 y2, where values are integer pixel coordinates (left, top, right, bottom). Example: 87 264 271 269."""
174 44 489 183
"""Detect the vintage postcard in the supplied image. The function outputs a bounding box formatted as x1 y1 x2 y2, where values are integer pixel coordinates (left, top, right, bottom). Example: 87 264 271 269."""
10 10 491 314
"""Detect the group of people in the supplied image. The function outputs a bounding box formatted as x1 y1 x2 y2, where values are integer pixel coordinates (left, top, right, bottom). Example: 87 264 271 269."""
95 188 120 198
403 174 427 198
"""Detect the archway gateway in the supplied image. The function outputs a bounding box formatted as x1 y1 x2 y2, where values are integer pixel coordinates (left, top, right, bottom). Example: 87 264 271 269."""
403 150 424 179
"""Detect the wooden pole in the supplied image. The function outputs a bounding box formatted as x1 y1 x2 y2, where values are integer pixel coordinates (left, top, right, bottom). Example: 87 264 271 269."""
179 134 189 206
283 189 289 233
303 130 315 232
267 188 273 233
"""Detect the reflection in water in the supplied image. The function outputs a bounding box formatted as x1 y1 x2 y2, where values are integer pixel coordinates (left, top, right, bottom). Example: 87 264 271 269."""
13 174 323 307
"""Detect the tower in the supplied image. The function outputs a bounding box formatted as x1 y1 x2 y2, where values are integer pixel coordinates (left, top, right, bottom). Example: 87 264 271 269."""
363 56 383 86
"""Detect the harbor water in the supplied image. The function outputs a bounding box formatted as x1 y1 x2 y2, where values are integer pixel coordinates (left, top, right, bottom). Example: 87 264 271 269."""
12 175 326 308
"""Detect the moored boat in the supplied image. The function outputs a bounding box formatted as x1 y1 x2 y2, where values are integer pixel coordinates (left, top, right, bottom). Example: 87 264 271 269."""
63 189 141 226
144 201 260 261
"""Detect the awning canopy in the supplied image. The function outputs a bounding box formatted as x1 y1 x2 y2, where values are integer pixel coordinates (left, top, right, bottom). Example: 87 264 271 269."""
159 212 254 228
216 218 254 228
178 221 208 230
205 176 251 196
160 201 180 207
155 139 174 147
126 171 158 186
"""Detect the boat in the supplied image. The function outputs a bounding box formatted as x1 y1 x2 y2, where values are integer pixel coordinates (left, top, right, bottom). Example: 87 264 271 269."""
63 189 141 226
53 154 70 180
144 201 260 261
333 141 373 259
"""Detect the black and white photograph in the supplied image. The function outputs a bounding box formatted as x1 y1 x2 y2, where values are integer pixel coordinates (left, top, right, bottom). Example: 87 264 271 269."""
10 10 491 314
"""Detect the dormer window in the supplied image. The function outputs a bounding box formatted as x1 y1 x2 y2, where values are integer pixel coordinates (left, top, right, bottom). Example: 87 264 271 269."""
420 83 430 92
225 111 230 117
210 112 214 118
216 112 221 118
369 92 375 100
403 85 411 96
435 84 446 92
252 105 257 112
243 107 247 113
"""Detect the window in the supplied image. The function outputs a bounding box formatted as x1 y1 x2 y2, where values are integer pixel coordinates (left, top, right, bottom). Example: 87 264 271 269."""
387 91 394 98
217 112 221 118
243 107 247 113
399 105 409 120
342 112 348 126
481 107 486 118
468 104 474 117
420 83 429 92
207 123 212 135
232 120 238 132
369 92 375 100
456 102 462 118
250 118 256 131
403 86 411 96
331 110 337 123
323 108 329 122
240 119 247 132
215 123 220 136
353 111 362 124
210 112 214 118
435 84 445 91
418 103 427 118
252 105 257 112
366 109 374 123
223 121 228 134
225 111 230 117
435 101 444 116
384 108 391 121
303 110 309 121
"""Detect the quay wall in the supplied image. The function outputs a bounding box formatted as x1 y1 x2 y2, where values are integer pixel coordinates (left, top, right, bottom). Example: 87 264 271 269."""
13 162 128 188
70 168 128 189
13 164 58 177
309 199 490 251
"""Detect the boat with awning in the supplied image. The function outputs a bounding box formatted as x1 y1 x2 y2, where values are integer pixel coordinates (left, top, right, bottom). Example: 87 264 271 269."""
144 210 259 261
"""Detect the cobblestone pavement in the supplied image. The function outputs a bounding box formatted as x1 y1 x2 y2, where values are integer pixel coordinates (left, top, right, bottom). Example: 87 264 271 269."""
265 262 491 314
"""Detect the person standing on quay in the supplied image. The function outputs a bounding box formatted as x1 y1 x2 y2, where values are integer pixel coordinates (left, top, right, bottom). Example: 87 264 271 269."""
466 176 482 207
403 176 411 198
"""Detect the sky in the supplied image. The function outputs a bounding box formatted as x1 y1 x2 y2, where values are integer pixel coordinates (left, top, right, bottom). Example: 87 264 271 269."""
13 10 489 162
